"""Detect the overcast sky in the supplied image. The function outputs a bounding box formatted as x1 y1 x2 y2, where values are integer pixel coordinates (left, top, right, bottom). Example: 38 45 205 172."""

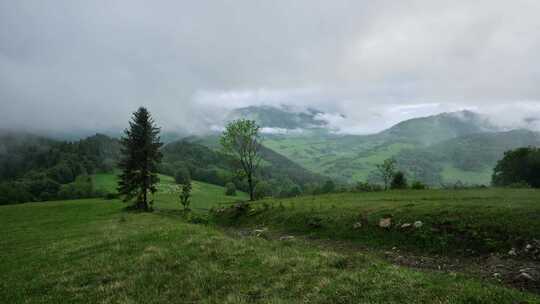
1 0 540 135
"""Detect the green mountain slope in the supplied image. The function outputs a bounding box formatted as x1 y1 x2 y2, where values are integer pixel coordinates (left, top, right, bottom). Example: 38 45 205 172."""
232 106 539 185
397 129 540 185
160 139 326 196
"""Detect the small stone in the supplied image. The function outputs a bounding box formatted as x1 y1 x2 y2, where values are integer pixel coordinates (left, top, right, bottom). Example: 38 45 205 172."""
353 222 363 229
253 228 268 237
379 217 392 228
401 223 412 229
526 244 533 251
516 272 535 281
279 235 295 241
492 272 501 278
508 248 518 256
413 221 423 228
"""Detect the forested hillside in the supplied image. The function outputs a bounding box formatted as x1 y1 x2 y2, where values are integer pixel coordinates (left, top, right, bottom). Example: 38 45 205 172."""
0 132 120 204
160 139 326 198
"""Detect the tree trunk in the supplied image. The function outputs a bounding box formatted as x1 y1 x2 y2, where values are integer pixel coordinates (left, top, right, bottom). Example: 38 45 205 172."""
248 174 254 201
143 187 148 211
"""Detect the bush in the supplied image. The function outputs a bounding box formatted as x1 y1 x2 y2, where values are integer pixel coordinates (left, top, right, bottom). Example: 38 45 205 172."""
104 192 120 200
179 181 192 211
225 182 236 196
254 181 271 200
507 181 531 188
288 185 302 197
320 180 336 194
411 181 428 190
175 167 191 185
0 182 33 205
390 171 408 189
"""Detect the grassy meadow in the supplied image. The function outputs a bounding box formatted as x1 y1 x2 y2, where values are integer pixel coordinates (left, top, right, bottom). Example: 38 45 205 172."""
2 174 540 303
2 196 540 303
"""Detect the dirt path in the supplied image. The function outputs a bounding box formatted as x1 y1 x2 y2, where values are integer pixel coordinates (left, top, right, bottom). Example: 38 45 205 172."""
222 226 540 294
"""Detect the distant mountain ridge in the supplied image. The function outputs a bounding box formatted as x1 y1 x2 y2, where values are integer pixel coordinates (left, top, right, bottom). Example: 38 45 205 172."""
375 110 500 146
230 106 540 185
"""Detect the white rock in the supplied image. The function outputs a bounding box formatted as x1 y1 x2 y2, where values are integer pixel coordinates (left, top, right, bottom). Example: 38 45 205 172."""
401 223 412 229
279 235 295 241
353 222 363 229
253 228 268 237
413 221 423 228
517 272 535 281
379 218 392 228
508 248 518 256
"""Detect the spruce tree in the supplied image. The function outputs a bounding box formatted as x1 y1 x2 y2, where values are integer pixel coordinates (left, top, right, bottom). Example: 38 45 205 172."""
117 107 163 211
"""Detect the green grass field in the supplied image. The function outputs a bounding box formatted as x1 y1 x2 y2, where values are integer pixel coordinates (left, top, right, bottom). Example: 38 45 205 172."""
2 197 539 303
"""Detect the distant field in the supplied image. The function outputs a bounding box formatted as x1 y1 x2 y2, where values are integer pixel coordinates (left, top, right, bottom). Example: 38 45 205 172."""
264 138 422 182
217 188 540 256
1 197 537 303
440 164 492 185
92 173 248 211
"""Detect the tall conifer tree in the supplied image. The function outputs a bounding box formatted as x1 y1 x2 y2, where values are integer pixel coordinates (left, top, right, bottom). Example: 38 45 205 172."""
117 107 163 211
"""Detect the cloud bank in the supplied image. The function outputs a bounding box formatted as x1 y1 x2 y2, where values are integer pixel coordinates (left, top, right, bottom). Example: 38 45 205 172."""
1 0 540 135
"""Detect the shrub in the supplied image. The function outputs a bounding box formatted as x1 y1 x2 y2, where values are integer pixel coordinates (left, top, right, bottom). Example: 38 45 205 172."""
179 181 192 211
390 171 408 189
254 181 271 200
320 180 336 194
225 182 236 196
411 181 427 190
288 185 302 197
104 192 120 200
175 167 191 185
507 181 531 188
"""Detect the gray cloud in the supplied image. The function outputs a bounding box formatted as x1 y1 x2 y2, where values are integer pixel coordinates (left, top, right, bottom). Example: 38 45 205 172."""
1 0 540 135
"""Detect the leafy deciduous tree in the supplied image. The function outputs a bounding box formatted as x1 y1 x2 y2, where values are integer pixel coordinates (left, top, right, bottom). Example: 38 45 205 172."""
375 158 397 190
220 119 262 201
492 147 540 188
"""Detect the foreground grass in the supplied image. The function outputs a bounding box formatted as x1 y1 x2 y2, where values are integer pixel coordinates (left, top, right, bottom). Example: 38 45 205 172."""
1 199 538 303
215 188 540 256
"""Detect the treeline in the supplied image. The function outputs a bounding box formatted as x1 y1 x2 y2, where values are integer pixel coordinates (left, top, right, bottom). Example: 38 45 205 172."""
160 139 327 199
0 133 120 204
492 147 540 188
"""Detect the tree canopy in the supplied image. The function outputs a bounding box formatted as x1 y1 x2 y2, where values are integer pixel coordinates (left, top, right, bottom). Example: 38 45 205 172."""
220 119 262 201
492 147 540 188
117 107 163 211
